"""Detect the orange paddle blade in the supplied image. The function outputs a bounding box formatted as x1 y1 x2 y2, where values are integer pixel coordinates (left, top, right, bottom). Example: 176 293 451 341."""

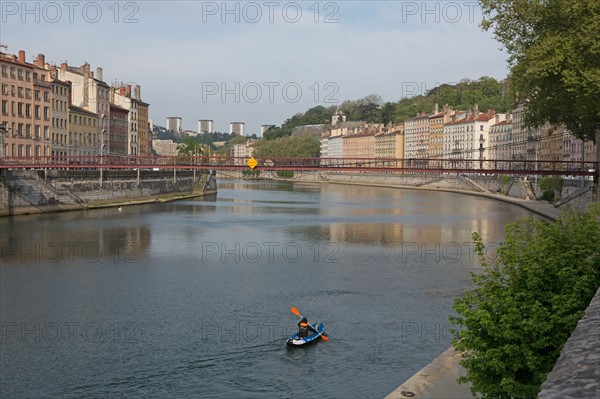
291 307 301 317
321 334 329 341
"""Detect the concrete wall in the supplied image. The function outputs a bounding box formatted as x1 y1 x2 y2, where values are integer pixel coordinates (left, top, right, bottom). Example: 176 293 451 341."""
538 288 600 399
0 169 216 216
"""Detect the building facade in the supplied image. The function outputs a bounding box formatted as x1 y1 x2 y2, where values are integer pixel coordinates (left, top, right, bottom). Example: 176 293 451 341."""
230 122 245 136
50 78 70 156
55 61 110 156
109 104 129 156
68 105 98 156
404 114 430 161
167 117 182 132
152 139 178 156
198 119 213 134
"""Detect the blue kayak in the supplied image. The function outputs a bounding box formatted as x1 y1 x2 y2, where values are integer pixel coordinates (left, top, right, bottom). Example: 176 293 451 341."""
286 321 325 346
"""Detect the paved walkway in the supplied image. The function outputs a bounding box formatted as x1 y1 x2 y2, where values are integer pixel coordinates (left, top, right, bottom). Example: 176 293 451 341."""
385 348 473 399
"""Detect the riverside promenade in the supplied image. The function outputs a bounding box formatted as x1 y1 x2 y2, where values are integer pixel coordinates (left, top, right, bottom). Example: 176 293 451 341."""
384 196 563 399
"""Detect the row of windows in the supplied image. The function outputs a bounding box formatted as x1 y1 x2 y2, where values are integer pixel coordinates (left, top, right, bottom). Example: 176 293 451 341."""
69 114 97 127
1 65 33 82
1 100 50 119
1 84 49 101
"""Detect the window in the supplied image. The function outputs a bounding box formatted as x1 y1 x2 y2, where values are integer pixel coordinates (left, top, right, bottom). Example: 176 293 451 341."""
35 126 40 139
25 104 31 117
43 91 49 101
43 106 49 119
17 87 23 98
17 69 23 80
1 65 6 76
35 105 40 118
1 84 6 95
10 67 15 78
34 90 40 100
17 103 23 116
480 125 484 131
25 71 31 81
25 88 31 99
1 100 6 115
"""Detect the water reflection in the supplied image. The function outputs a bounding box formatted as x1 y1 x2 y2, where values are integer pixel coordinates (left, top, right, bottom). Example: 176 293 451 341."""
0 209 151 264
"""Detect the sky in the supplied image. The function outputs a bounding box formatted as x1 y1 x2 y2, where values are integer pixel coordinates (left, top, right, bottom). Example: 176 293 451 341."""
1 0 509 135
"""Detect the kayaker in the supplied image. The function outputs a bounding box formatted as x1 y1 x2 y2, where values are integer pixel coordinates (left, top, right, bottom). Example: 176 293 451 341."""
298 317 317 338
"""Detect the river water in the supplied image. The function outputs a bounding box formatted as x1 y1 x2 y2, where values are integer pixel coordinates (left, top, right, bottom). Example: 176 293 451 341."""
0 180 533 398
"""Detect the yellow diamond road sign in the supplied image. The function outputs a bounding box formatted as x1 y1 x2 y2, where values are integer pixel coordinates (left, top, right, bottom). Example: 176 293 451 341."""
247 157 258 169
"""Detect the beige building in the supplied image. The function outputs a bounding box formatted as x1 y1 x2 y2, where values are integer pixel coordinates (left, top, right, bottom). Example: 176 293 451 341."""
404 113 430 161
343 132 375 158
69 106 98 156
134 84 150 156
55 61 110 156
428 104 453 160
489 118 513 168
373 122 405 167
50 78 70 156
152 139 178 156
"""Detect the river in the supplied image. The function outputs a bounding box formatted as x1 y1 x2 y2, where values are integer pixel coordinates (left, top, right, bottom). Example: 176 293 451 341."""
0 180 533 398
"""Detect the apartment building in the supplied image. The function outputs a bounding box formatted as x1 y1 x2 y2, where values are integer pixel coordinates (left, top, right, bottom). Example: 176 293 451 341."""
68 105 98 156
109 104 129 156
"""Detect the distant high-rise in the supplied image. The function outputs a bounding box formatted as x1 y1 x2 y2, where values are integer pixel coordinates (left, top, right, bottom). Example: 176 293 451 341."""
198 119 213 134
230 122 245 136
167 117 182 132
260 124 275 135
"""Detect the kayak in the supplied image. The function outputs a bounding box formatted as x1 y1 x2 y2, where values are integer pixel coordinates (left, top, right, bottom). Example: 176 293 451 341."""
286 321 325 346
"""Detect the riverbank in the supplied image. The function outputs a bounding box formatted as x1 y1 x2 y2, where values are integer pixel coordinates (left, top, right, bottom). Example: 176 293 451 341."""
322 180 562 221
0 169 217 216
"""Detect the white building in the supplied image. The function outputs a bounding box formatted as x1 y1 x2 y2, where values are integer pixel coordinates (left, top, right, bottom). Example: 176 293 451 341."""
327 136 343 158
230 140 254 163
260 124 275 135
167 117 182 133
55 62 110 155
230 122 245 136
443 108 506 167
198 119 213 134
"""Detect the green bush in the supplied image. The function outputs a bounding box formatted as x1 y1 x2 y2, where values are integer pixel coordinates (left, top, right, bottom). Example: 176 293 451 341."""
276 170 294 178
451 203 600 398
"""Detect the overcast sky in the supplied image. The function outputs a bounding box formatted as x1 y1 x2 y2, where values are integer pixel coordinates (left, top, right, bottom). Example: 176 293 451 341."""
1 1 509 134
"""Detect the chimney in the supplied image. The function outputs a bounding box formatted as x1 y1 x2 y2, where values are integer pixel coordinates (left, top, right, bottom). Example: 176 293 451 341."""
473 103 479 117
119 86 126 96
35 53 45 66
82 63 90 78
134 84 141 100
96 67 103 81
487 108 495 116
126 84 132 98
18 50 25 63
434 103 439 114
61 62 68 70
110 85 115 103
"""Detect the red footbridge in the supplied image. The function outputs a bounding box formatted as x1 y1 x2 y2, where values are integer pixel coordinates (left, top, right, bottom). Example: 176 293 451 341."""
0 155 597 179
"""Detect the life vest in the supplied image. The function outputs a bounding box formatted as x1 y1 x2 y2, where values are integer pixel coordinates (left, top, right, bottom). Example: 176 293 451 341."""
298 321 310 338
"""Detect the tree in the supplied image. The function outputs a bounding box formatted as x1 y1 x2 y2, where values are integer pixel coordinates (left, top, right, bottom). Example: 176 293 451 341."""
253 134 320 158
450 204 600 398
176 137 204 156
480 0 600 196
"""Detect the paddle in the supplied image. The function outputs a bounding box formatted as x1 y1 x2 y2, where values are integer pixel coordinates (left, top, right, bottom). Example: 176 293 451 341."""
291 306 329 341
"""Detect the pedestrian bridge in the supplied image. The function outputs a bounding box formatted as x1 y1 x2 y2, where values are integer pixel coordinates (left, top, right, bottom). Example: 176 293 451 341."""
0 156 597 179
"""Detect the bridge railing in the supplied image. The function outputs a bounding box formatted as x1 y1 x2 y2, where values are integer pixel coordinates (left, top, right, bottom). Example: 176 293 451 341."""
0 155 596 177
